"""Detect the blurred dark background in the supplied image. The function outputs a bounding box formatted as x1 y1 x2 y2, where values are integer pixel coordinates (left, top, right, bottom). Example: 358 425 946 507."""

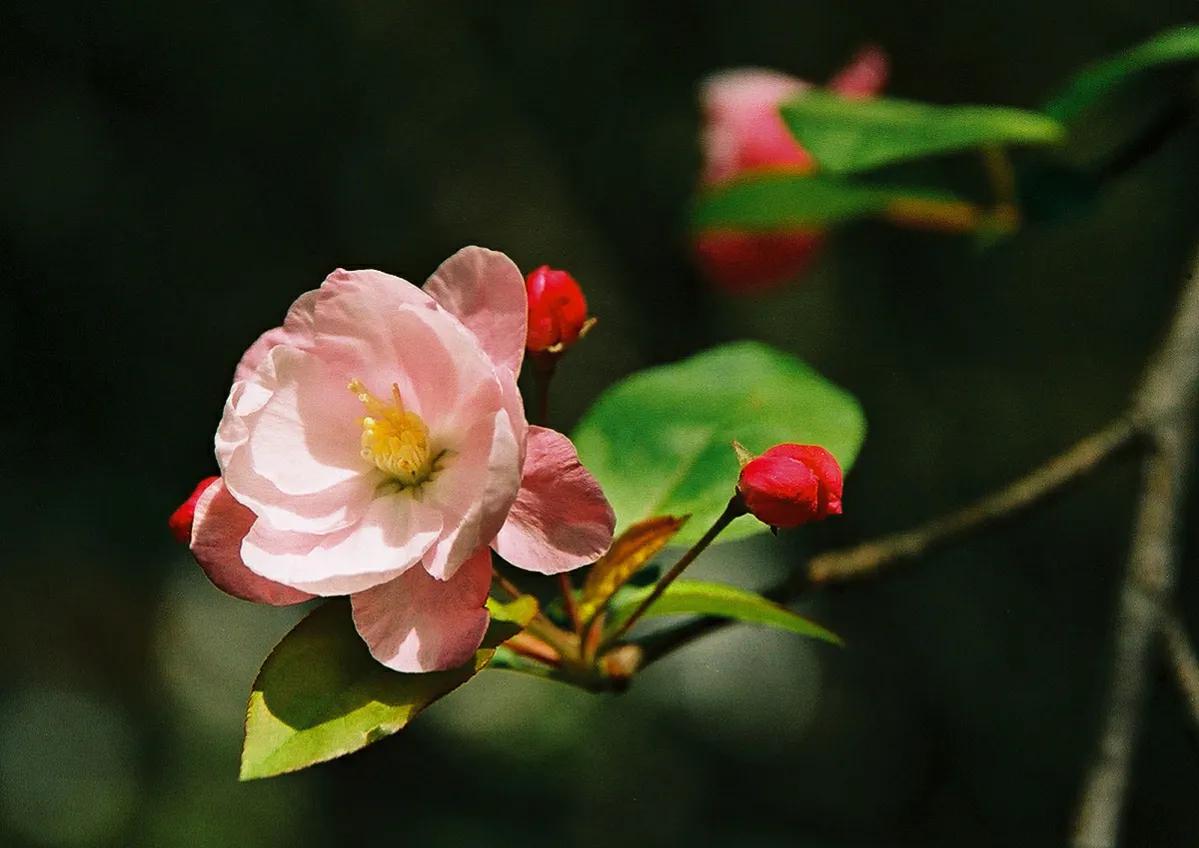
3 2 1199 846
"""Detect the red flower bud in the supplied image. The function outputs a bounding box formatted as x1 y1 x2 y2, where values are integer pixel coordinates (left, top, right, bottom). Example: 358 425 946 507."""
168 476 220 543
525 265 590 354
737 444 843 529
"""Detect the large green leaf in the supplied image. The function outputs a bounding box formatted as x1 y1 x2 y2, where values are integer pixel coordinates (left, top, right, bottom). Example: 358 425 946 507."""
572 341 865 545
779 91 1064 174
1046 25 1199 122
606 580 841 645
240 595 537 780
691 171 968 231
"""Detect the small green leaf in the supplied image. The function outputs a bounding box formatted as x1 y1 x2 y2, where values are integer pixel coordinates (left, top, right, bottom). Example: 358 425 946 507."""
779 92 1064 174
692 171 967 231
572 341 865 546
240 596 536 780
1046 25 1199 122
606 580 841 645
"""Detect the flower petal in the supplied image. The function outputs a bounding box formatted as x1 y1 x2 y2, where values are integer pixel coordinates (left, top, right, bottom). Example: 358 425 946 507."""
241 493 443 596
827 45 889 99
189 479 314 606
423 247 527 375
700 68 813 184
310 268 439 382
351 546 492 672
244 345 371 496
493 426 615 575
234 290 318 381
421 406 522 580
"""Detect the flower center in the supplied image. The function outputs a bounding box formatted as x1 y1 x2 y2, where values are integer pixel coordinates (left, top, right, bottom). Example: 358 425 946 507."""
348 378 434 486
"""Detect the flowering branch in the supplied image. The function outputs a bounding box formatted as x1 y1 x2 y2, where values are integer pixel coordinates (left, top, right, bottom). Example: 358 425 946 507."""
636 243 1199 688
635 417 1138 667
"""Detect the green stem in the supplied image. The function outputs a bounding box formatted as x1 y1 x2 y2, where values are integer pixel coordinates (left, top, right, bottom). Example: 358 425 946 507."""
604 497 745 646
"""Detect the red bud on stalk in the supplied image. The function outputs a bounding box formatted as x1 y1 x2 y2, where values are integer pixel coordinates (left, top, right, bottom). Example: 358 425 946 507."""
735 443 843 529
525 265 594 355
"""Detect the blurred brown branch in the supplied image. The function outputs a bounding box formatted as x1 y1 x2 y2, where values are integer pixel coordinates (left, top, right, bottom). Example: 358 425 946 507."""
1163 612 1199 738
1072 242 1199 848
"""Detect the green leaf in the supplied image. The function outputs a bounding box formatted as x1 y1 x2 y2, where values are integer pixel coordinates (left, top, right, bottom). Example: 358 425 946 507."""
1046 25 1199 122
691 171 969 231
779 91 1064 174
606 580 841 645
240 595 537 780
572 341 865 546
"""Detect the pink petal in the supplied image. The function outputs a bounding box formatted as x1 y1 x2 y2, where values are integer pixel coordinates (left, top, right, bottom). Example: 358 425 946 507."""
827 45 889 99
310 268 439 381
351 546 493 672
422 405 522 580
423 247 528 376
373 303 502 436
493 426 615 575
240 493 443 596
243 346 369 496
234 290 318 381
700 68 813 184
218 367 376 534
189 479 314 606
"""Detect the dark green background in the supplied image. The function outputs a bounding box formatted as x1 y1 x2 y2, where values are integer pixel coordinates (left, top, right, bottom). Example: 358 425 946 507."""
3 2 1198 846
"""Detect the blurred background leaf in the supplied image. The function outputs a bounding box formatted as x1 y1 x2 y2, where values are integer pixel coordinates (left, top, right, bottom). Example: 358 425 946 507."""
693 172 971 230
780 92 1064 173
1045 24 1199 121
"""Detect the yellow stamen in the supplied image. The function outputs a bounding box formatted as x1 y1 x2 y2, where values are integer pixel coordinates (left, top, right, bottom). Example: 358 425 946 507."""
348 378 434 486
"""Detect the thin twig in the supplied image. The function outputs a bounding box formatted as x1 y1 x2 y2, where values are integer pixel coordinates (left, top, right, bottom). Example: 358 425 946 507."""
1162 612 1199 737
805 418 1138 587
1071 244 1199 848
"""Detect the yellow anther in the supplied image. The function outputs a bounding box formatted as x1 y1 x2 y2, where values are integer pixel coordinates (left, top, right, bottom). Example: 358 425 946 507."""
347 378 434 486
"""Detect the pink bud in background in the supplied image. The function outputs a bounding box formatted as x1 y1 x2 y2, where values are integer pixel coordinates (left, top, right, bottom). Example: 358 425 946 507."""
695 46 889 294
737 444 843 529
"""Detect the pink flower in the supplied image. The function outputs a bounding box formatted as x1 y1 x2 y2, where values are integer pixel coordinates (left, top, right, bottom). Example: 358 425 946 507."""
695 46 889 294
189 247 615 672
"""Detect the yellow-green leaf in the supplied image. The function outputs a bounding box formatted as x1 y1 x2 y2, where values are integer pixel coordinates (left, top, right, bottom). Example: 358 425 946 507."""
240 595 537 780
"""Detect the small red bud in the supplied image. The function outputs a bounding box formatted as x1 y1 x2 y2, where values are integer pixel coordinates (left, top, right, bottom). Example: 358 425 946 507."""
169 476 220 543
525 265 590 354
737 444 843 529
